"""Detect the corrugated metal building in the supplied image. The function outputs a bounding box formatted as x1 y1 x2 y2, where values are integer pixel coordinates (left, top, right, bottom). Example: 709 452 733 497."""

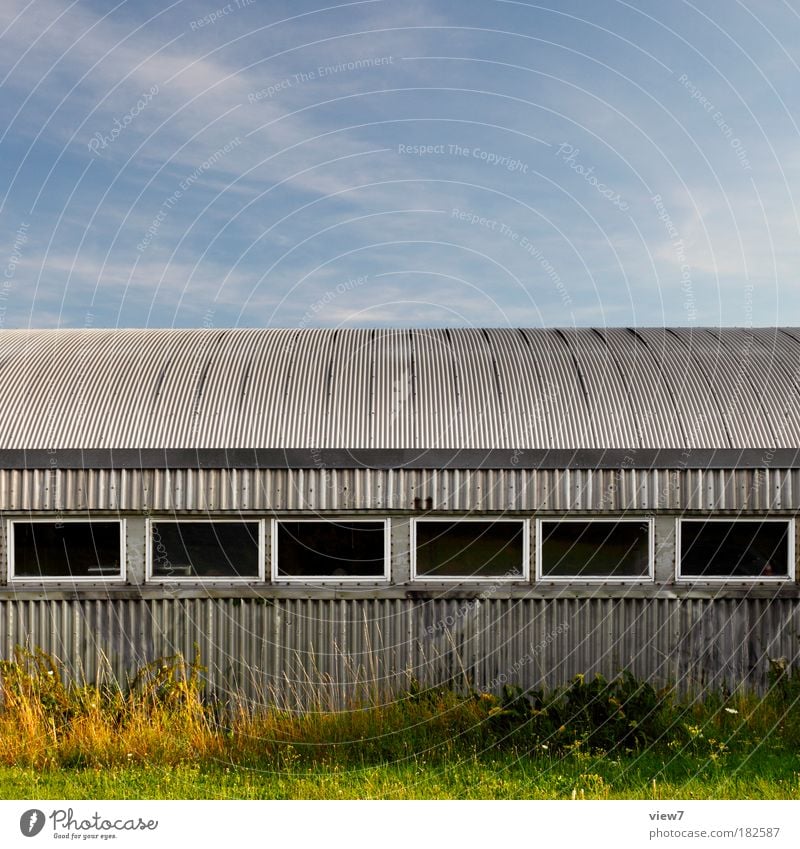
0 326 798 704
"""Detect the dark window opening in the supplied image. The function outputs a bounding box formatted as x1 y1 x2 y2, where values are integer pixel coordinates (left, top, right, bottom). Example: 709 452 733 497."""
415 520 525 578
540 520 650 579
151 522 260 579
276 521 386 578
13 522 122 579
680 520 790 578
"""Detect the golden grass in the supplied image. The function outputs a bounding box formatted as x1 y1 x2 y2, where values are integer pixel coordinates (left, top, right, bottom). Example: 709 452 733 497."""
0 646 797 771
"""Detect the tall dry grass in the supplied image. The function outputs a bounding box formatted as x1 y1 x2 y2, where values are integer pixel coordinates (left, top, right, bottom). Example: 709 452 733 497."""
0 647 798 770
0 647 489 769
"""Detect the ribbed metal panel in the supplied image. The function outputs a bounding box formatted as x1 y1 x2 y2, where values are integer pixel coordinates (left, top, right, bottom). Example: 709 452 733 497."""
0 467 797 513
1 598 797 703
1 327 798 450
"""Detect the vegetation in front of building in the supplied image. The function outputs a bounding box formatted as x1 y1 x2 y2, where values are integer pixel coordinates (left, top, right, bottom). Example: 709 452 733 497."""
0 647 798 799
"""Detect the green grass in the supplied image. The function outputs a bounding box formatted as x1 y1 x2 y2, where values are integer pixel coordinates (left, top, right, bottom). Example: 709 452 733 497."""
2 749 799 800
1 647 799 799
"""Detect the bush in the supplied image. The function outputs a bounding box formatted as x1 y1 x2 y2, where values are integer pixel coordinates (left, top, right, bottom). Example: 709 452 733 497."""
484 671 683 752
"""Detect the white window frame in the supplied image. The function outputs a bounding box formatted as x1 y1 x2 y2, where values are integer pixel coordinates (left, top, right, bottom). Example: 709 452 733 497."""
146 518 265 583
411 517 530 582
676 517 795 583
271 518 390 583
535 516 655 583
8 517 127 583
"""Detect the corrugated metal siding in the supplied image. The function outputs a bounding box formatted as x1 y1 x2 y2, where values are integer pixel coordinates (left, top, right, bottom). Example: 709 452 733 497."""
1 327 798 450
1 598 797 703
0 467 797 512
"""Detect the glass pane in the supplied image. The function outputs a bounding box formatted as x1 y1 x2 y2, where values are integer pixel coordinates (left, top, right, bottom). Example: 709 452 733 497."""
277 521 385 577
151 522 260 578
13 522 121 578
680 521 789 578
540 520 650 578
415 521 524 578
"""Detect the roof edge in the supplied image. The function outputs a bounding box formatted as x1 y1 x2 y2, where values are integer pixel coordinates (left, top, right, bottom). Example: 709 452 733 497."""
1 448 796 470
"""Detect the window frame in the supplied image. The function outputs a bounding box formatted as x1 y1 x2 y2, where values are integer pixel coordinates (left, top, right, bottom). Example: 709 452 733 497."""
535 516 655 583
271 517 391 583
145 518 266 583
675 516 795 583
410 517 530 583
7 517 127 583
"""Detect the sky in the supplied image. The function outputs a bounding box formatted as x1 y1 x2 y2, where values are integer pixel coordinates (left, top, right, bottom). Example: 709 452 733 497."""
1 0 799 329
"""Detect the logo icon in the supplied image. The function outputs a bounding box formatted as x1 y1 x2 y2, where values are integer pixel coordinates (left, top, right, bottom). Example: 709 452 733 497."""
20 810 45 837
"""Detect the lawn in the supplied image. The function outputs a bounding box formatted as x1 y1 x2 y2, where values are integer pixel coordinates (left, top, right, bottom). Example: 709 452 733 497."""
2 749 799 800
1 648 799 800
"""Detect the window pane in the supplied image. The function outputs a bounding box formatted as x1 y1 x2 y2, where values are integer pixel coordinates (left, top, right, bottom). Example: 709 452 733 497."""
680 521 789 578
13 522 121 578
540 520 650 578
151 522 260 578
276 521 385 578
415 521 524 578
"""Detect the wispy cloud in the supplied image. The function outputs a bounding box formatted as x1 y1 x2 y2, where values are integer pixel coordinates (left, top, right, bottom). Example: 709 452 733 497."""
1 0 800 327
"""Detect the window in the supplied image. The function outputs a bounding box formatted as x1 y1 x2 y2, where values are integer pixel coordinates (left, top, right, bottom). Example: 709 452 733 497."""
148 520 263 581
537 518 652 581
412 519 527 580
678 518 793 580
9 519 124 581
273 519 388 580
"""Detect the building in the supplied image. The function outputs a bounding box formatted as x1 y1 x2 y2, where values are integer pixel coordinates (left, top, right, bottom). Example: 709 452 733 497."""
0 326 798 704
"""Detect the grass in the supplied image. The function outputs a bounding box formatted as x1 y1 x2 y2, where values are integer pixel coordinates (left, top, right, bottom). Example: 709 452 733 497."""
0 647 799 799
3 750 800 800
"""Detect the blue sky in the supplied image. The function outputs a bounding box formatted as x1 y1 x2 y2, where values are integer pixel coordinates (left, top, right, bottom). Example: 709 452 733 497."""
1 0 799 328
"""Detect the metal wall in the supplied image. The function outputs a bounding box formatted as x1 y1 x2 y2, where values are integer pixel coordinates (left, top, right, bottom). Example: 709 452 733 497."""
1 597 797 704
1 466 798 701
0 466 797 513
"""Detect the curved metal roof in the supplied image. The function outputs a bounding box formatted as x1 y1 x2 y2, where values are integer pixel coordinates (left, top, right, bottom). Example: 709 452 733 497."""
0 327 797 451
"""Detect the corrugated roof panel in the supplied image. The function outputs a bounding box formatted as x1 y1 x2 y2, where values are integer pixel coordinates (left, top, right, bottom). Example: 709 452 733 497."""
567 328 641 448
711 328 800 448
509 329 578 448
484 329 545 447
689 327 777 447
444 329 502 448
604 329 687 447
636 328 732 448
328 327 372 447
0 327 798 450
385 328 415 449
414 329 462 448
